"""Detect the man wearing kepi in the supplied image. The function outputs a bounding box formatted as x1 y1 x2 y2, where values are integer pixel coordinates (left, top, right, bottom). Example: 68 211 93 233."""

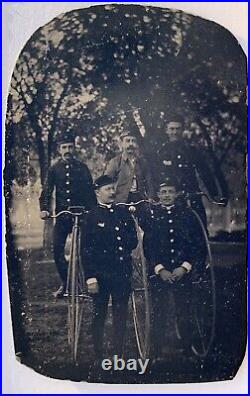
39 135 96 297
105 131 154 203
142 176 206 358
82 175 138 359
157 115 223 227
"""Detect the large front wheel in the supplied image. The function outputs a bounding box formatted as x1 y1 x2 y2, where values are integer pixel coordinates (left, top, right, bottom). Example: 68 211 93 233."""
131 224 151 360
67 226 85 362
189 210 216 359
190 263 216 358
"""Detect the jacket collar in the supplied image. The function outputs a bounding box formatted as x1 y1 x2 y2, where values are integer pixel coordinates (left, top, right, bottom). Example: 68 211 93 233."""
161 204 175 210
97 201 113 209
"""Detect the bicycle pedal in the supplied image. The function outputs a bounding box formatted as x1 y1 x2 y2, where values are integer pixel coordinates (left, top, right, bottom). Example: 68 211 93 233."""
65 292 87 298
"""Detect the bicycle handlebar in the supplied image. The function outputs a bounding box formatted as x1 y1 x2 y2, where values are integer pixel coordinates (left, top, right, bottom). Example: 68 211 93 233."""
50 211 74 219
46 192 226 219
116 199 155 207
182 192 227 207
48 206 89 219
116 193 227 208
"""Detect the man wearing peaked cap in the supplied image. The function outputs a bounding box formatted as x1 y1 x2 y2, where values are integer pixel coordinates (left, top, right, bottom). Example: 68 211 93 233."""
82 174 138 359
159 175 180 192
56 134 75 146
156 115 228 227
105 130 155 203
93 174 115 190
39 134 96 297
140 177 206 358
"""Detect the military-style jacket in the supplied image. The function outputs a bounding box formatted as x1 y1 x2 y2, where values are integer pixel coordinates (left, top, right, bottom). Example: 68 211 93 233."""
140 202 206 276
82 203 138 281
157 141 218 197
39 158 96 213
105 153 155 203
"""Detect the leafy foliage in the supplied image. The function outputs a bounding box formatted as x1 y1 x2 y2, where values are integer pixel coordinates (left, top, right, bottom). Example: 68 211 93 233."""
6 4 247 189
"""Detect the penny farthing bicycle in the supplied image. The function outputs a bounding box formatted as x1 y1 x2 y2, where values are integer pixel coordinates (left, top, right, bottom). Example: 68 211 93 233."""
118 193 227 360
182 192 227 358
116 200 151 360
49 206 88 363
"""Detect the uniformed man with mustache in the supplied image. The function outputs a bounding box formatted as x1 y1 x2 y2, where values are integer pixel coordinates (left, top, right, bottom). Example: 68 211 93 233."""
157 115 227 227
82 175 138 359
39 135 96 297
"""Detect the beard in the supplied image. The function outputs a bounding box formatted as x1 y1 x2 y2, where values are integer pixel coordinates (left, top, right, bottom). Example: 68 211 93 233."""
126 147 136 155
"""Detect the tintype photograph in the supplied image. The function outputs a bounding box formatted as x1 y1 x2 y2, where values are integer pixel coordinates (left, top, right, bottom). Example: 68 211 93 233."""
4 3 247 385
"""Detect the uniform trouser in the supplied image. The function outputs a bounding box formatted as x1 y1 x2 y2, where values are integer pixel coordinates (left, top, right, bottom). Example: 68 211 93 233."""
150 277 193 356
53 216 73 284
92 276 131 358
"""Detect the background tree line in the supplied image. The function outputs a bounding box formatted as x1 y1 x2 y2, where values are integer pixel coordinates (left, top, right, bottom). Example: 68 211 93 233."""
5 4 247 199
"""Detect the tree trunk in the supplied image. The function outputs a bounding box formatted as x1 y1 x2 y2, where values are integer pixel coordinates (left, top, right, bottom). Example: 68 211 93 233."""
36 134 46 186
196 118 229 199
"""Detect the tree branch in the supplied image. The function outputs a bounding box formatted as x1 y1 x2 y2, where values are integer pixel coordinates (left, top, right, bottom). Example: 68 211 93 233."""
47 80 71 163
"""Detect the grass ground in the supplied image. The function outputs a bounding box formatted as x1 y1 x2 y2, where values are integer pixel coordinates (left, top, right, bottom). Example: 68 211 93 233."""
8 242 247 384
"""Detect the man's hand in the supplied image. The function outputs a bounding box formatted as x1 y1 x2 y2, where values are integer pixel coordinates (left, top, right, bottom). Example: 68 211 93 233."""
40 211 50 220
87 281 99 294
129 205 136 214
171 267 187 282
213 195 228 207
159 269 174 284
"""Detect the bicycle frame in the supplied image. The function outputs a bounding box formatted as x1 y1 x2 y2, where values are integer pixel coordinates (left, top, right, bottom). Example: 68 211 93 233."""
49 206 88 362
131 215 150 360
117 192 226 359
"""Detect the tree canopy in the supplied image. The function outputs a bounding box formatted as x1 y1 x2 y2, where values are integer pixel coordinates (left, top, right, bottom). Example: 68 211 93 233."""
5 4 247 191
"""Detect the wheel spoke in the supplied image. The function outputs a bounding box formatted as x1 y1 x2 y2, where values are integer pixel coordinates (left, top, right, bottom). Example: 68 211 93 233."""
191 264 216 358
131 220 150 359
67 225 86 363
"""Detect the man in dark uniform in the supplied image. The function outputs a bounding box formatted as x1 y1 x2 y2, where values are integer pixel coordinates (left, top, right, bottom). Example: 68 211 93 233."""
39 135 96 297
82 175 138 358
157 115 221 227
141 176 206 358
105 131 154 203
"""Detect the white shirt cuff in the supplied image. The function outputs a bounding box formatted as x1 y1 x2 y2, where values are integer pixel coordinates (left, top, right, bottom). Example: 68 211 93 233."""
181 261 192 273
86 278 98 285
154 264 165 275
